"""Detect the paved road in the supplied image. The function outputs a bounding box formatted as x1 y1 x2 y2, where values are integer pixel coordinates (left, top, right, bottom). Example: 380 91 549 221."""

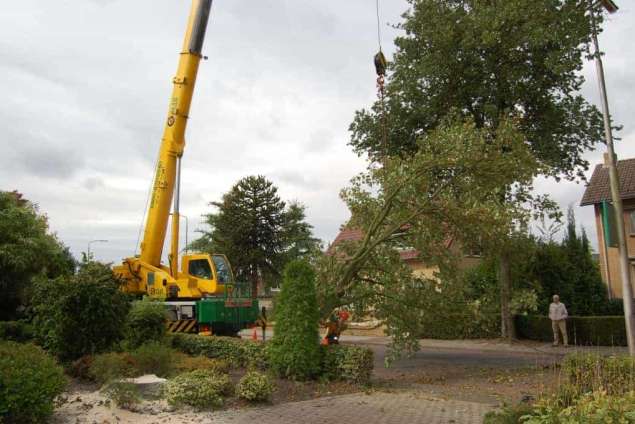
364 343 559 380
212 392 492 424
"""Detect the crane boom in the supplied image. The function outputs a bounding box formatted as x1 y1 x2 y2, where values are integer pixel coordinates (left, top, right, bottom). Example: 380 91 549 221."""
114 1 259 336
140 0 212 267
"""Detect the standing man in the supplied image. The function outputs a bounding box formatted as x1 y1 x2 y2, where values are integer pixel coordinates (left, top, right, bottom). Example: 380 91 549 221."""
256 306 268 342
549 295 568 347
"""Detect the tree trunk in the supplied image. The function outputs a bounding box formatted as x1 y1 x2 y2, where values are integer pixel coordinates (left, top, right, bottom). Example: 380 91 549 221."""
251 267 258 299
499 252 514 342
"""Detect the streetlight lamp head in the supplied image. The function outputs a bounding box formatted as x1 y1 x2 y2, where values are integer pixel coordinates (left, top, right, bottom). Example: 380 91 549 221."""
599 0 619 14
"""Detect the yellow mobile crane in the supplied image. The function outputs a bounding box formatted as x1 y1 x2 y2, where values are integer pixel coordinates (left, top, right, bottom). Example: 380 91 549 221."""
114 0 258 334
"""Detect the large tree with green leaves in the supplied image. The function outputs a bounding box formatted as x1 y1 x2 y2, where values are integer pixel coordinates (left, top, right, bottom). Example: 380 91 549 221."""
319 118 540 359
191 176 320 295
0 191 75 320
348 0 605 338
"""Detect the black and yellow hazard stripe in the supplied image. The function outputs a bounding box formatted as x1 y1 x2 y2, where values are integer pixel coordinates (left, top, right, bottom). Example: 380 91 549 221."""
166 319 197 333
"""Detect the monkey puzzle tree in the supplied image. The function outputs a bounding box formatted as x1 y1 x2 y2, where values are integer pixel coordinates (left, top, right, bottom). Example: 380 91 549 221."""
348 0 605 339
191 176 320 295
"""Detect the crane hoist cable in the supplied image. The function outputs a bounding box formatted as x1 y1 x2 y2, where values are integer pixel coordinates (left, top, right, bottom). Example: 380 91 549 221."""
374 0 388 166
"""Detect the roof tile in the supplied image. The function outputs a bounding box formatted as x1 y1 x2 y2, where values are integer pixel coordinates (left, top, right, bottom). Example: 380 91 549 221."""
581 158 635 206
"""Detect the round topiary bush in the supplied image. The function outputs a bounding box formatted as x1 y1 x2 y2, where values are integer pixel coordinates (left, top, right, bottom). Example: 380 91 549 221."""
236 371 274 402
164 369 233 410
267 260 322 380
0 341 67 423
125 300 167 349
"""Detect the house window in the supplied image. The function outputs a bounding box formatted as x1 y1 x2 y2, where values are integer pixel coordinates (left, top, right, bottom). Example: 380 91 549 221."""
630 211 635 235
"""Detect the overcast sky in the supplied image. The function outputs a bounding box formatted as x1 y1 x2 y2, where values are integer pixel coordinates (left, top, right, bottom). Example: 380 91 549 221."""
1 1 633 263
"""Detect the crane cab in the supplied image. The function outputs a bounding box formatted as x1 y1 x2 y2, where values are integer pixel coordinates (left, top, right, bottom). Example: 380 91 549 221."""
175 253 233 298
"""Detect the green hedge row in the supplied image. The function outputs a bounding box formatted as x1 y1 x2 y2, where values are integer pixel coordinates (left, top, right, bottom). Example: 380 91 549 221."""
170 334 374 383
0 321 34 343
416 313 501 339
515 315 627 346
169 334 267 369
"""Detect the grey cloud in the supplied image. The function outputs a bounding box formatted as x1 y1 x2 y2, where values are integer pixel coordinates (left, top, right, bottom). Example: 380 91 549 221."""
307 128 335 153
83 177 105 190
272 171 323 191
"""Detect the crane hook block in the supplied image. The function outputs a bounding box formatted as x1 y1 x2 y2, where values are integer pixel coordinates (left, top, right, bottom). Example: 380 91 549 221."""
374 51 387 76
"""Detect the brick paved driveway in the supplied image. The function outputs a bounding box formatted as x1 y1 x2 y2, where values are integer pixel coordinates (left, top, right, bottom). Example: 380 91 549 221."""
211 392 493 424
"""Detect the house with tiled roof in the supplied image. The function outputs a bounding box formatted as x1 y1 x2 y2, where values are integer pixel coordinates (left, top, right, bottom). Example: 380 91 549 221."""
328 227 481 279
581 158 635 299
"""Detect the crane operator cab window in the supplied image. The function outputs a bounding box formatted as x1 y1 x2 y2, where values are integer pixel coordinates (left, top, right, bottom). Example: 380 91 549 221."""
212 255 232 284
188 259 212 280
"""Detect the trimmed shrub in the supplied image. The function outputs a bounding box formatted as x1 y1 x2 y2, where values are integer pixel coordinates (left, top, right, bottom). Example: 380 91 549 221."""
0 321 34 342
0 341 67 423
236 371 274 402
564 353 635 396
164 369 233 410
321 345 374 384
170 334 266 368
174 353 229 375
31 262 130 361
124 300 167 349
89 352 138 385
515 315 627 346
267 261 322 380
130 342 175 378
102 382 141 409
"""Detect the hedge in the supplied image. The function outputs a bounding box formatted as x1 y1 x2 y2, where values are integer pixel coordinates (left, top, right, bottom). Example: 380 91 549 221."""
321 345 374 384
170 334 267 369
416 313 501 339
515 315 627 346
170 334 374 383
0 321 34 342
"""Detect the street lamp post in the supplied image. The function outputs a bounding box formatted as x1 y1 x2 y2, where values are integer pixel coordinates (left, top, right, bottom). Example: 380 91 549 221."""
589 0 635 355
87 239 108 260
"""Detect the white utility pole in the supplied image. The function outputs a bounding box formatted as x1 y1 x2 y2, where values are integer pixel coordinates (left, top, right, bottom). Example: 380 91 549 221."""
589 0 635 355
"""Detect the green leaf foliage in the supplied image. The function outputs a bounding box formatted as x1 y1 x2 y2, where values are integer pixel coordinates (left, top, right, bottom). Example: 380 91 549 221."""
236 371 274 402
30 261 130 361
350 0 604 180
343 0 606 346
0 341 67 423
318 119 541 358
170 334 267 369
88 352 138 386
321 345 374 384
102 382 141 409
0 191 76 320
268 260 322 380
124 299 167 349
164 369 233 410
0 321 34 342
